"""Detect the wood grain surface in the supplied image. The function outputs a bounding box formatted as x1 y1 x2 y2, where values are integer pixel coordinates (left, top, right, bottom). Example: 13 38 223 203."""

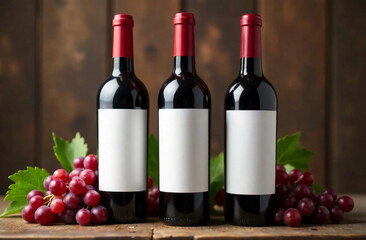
0 195 365 239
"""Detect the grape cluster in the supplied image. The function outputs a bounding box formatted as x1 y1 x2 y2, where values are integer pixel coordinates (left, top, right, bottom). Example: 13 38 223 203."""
22 155 108 226
273 165 354 227
147 176 159 217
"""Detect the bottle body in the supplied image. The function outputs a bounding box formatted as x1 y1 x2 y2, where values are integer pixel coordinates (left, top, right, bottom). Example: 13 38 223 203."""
158 13 210 226
97 15 148 223
224 14 277 226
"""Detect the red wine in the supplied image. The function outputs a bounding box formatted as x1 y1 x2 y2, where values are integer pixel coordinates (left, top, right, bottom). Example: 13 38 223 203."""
97 14 148 223
158 12 210 226
225 14 277 226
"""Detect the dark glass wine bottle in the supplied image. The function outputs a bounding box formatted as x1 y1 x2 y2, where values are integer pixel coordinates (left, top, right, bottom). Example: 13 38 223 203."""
158 12 210 226
225 14 277 226
97 14 148 223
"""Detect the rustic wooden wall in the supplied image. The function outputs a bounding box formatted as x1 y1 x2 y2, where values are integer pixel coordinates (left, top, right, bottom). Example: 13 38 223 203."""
0 0 365 194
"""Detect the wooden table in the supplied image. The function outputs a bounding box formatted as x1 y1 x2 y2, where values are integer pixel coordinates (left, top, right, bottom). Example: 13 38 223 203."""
0 195 365 239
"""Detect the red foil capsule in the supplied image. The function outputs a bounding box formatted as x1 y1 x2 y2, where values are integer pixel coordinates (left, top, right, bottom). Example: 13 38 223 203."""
240 14 262 58
112 14 134 58
173 12 195 57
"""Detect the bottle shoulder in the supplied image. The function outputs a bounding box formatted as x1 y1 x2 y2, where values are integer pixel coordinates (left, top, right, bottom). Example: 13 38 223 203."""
158 73 210 109
98 74 149 109
226 74 277 110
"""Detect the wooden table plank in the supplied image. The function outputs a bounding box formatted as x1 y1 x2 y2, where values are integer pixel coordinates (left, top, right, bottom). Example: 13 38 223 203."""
0 217 153 240
0 195 365 239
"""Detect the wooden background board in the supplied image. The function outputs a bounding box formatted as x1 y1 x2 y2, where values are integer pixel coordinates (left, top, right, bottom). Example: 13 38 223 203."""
258 0 327 185
112 0 181 139
329 0 366 192
185 0 255 155
39 0 108 171
0 0 36 193
0 0 366 193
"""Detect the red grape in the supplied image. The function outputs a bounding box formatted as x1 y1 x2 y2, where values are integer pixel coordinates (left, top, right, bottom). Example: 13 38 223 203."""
148 176 154 189
84 154 98 171
150 186 159 200
93 170 99 188
282 195 297 209
70 168 83 179
76 208 92 226
80 169 96 185
35 206 54 225
22 205 36 223
272 208 285 225
330 205 344 223
313 205 330 224
29 195 44 209
275 184 289 199
309 188 316 199
60 209 76 224
288 169 302 184
86 185 96 191
147 198 157 217
295 184 311 200
43 176 53 190
52 169 70 183
336 196 354 212
91 205 108 224
27 190 44 202
83 190 100 207
315 193 334 209
297 198 314 216
50 198 65 214
276 170 289 185
63 192 80 209
73 156 85 169
69 177 87 195
298 171 314 186
283 208 302 227
323 188 337 200
276 165 286 172
214 188 225 206
49 179 67 196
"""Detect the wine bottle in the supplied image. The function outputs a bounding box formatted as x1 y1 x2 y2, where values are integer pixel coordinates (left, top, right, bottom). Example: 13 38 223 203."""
97 14 148 223
225 14 277 226
158 12 211 226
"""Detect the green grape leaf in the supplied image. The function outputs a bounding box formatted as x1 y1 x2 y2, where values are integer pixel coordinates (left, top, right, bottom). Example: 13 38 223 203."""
148 134 159 186
0 167 50 218
277 132 314 171
210 153 224 213
53 132 88 172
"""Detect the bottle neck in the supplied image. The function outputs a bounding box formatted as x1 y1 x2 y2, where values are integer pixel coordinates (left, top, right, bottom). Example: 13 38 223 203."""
112 24 134 76
173 23 195 57
173 56 196 74
112 57 134 76
240 58 262 77
112 25 133 58
173 22 195 75
240 21 262 77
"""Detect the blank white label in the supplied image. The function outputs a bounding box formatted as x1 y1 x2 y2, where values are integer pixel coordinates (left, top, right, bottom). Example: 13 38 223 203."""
159 109 209 193
98 109 147 192
226 110 276 195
